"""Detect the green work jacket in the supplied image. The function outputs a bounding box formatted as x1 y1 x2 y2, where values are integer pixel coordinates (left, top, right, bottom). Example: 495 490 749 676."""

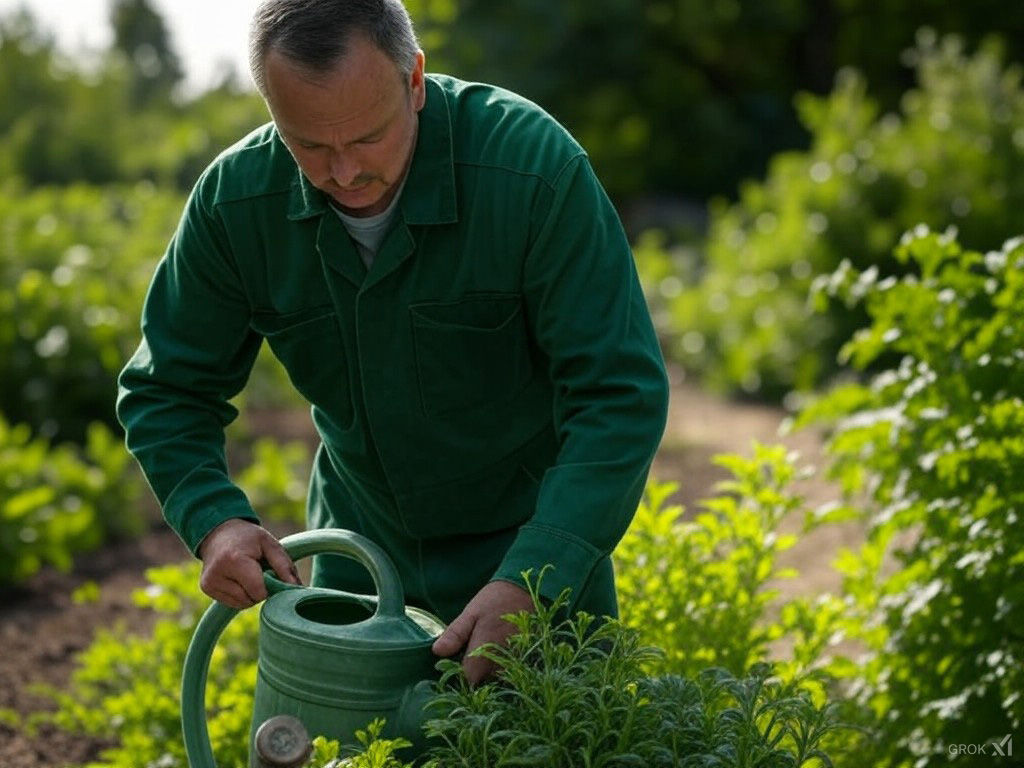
117 75 669 622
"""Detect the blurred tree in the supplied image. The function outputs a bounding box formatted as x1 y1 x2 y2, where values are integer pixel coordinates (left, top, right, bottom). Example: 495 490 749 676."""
0 10 62 131
0 10 125 184
0 6 266 189
109 0 184 107
407 0 808 201
405 0 1024 203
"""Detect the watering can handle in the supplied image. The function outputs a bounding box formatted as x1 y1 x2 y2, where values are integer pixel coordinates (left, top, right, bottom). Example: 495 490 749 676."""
181 528 407 768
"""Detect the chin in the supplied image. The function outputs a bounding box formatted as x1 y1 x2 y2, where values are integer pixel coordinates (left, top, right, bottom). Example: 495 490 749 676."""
332 187 393 216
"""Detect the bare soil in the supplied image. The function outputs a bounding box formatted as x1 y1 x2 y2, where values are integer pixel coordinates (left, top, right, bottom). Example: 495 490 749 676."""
0 368 858 768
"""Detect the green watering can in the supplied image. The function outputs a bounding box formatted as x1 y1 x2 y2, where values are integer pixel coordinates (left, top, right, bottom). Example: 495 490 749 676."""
181 528 446 767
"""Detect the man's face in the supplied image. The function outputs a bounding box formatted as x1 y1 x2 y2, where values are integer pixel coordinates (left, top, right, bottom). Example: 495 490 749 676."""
264 37 426 217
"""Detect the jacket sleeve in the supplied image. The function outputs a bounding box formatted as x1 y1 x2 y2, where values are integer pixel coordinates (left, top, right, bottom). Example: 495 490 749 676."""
116 179 263 555
490 153 670 606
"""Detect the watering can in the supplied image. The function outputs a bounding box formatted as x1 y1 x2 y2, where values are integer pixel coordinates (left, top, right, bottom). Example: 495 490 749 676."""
180 528 446 767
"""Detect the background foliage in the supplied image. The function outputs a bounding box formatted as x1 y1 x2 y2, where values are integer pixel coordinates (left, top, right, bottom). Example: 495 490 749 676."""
641 32 1024 398
404 0 1024 202
798 229 1024 766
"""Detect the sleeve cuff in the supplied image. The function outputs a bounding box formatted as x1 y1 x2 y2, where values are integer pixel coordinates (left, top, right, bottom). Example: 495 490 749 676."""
491 522 603 610
180 506 261 557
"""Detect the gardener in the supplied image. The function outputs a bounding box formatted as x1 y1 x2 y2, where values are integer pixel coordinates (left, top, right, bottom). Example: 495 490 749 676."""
116 0 668 685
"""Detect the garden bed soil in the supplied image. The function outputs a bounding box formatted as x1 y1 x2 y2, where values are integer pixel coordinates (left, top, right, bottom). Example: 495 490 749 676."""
0 370 856 768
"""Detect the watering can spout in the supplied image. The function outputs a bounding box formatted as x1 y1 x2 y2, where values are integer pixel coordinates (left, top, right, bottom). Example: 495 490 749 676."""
180 529 445 768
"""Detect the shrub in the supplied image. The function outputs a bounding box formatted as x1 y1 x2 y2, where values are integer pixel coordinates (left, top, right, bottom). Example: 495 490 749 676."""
0 180 306 443
614 447 811 679
423 572 846 767
799 227 1024 766
0 416 144 587
234 437 312 526
38 562 258 768
0 182 183 442
646 31 1024 399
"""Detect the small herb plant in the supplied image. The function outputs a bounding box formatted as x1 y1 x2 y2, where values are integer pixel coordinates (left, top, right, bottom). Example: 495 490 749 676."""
421 571 845 767
307 720 413 768
34 562 258 768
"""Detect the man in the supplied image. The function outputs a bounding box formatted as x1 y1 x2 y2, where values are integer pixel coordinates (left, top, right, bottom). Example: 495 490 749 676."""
117 0 668 685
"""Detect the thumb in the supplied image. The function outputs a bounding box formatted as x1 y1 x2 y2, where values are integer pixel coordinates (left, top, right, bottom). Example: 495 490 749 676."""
433 610 476 658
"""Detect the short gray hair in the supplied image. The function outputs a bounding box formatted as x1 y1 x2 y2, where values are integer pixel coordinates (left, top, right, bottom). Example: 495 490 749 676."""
249 0 420 95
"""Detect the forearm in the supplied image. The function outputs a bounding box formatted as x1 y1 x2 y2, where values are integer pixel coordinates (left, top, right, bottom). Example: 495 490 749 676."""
493 155 669 604
117 185 264 554
117 349 260 553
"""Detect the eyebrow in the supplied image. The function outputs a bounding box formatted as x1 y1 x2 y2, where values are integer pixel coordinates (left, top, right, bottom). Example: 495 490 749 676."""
287 121 388 148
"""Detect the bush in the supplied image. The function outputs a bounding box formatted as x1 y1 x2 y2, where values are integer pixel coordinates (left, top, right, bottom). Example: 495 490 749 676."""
38 562 258 768
0 416 144 587
234 437 312 526
423 573 846 767
645 31 1024 398
614 446 811 678
0 182 183 442
0 180 306 443
798 228 1024 766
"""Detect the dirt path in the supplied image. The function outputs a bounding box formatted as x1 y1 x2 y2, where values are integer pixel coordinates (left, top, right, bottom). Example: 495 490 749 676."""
0 373 856 768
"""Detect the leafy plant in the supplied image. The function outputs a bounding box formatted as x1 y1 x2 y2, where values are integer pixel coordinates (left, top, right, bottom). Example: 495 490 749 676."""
235 437 312 526
799 227 1024 766
308 720 414 768
615 448 813 679
36 562 258 768
0 416 144 587
0 181 183 442
646 32 1024 398
422 571 846 767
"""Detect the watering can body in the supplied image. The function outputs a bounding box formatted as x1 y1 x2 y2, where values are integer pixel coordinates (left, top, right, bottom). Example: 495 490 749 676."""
181 529 446 767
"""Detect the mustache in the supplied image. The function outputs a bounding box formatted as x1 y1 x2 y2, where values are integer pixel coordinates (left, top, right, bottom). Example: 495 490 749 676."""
333 175 378 189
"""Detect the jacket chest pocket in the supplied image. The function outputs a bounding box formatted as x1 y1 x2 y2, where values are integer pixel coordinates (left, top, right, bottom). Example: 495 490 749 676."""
250 307 354 429
410 294 533 418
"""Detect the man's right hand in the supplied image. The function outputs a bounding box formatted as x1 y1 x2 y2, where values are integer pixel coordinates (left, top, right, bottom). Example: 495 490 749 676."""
197 518 302 609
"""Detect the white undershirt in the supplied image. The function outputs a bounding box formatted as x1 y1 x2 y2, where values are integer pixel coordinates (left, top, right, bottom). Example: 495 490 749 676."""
332 175 408 269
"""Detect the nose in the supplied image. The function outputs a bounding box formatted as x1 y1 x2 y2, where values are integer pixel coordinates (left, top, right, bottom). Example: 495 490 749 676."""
328 150 361 188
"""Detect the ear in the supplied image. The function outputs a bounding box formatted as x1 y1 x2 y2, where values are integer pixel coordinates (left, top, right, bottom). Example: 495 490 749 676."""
410 50 426 111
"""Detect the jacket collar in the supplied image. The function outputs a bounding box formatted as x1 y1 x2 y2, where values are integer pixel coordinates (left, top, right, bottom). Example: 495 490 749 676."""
287 76 457 225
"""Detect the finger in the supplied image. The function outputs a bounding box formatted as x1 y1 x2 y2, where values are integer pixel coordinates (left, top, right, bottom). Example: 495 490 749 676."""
432 611 475 657
462 649 498 686
261 539 301 585
461 621 497 684
232 553 270 603
205 578 256 610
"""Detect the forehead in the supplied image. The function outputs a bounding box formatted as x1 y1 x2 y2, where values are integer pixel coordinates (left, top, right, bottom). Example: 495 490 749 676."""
264 38 405 136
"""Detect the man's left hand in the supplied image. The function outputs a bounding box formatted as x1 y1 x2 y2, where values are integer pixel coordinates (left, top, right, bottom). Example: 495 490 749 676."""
432 580 535 685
